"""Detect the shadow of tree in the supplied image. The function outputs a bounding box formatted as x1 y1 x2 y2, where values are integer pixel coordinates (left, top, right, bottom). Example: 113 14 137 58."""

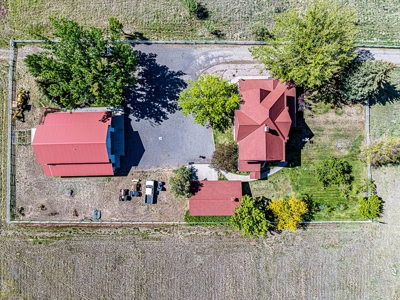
371 82 400 106
190 180 204 195
355 49 375 62
126 51 187 124
123 32 149 41
302 193 318 222
286 112 314 167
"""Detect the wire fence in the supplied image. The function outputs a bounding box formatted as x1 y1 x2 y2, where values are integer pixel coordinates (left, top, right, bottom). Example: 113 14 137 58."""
6 40 16 223
7 220 372 226
11 39 400 49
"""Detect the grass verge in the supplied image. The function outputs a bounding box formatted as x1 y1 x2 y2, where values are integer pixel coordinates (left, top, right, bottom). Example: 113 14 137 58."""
184 210 230 224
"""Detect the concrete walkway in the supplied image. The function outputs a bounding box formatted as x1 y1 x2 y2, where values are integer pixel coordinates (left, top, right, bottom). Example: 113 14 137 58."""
192 162 288 182
221 170 252 181
191 164 218 180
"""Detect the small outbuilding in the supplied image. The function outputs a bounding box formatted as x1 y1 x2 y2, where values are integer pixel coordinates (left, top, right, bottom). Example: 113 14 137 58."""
189 180 242 216
32 108 124 177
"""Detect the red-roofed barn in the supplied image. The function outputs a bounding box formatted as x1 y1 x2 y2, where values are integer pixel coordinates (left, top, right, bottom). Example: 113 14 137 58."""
235 79 296 179
189 180 242 216
32 110 124 177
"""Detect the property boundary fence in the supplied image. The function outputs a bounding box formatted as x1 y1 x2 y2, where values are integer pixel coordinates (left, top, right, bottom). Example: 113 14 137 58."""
7 40 17 223
6 39 380 225
10 39 400 49
7 220 372 226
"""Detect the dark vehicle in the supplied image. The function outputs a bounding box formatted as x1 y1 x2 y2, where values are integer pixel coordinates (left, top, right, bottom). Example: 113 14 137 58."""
157 181 163 192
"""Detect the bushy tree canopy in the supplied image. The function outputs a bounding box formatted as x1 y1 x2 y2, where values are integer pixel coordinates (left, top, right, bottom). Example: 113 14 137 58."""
230 195 269 238
170 166 192 198
24 17 136 109
250 0 358 91
360 137 400 167
178 74 241 131
340 60 395 103
315 156 352 187
210 142 238 173
358 195 381 220
267 193 308 232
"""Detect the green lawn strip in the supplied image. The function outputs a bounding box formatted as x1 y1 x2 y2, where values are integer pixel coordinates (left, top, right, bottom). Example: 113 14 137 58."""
184 210 230 225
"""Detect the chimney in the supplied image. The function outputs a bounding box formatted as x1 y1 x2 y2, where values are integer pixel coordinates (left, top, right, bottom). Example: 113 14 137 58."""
264 126 269 132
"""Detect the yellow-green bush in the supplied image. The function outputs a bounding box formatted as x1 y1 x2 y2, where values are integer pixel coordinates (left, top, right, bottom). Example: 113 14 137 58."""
360 137 400 167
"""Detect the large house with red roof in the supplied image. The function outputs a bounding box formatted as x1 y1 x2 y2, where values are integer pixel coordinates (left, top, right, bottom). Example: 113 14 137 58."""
32 109 124 177
189 180 242 216
234 79 296 179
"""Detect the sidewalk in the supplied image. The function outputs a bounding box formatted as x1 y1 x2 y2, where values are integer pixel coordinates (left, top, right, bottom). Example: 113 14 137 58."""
192 162 288 182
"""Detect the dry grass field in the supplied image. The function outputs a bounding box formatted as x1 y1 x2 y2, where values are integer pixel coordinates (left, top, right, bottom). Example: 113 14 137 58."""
0 0 399 45
0 223 400 299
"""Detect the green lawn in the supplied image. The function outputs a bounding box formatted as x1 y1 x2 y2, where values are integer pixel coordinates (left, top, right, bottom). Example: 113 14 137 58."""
212 126 234 146
2 0 400 46
249 106 367 221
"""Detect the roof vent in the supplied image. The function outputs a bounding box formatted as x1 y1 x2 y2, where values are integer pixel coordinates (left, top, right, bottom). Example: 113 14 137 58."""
264 126 269 132
231 197 238 202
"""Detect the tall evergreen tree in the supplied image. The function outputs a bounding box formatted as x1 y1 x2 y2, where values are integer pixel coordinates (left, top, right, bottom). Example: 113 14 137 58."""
339 59 396 104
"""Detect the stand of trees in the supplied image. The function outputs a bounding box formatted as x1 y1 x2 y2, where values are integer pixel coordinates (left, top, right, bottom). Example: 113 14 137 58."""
25 17 136 109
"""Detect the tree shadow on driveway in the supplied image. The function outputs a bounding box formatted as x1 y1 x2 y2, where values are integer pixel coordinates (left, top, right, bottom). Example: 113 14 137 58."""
126 51 188 124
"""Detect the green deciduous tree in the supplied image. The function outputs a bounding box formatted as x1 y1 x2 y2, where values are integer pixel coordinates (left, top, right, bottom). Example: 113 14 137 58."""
250 0 358 91
24 17 136 109
230 195 269 238
210 142 238 173
315 156 352 187
267 193 308 232
360 137 400 167
358 195 381 220
170 166 192 199
178 74 241 131
340 60 396 104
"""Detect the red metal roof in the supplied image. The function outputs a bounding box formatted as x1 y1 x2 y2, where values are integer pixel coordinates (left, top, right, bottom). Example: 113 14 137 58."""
32 112 113 177
189 180 242 216
42 163 114 177
235 79 295 179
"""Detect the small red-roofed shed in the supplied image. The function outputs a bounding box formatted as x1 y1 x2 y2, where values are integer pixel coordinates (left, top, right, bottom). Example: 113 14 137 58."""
189 180 242 216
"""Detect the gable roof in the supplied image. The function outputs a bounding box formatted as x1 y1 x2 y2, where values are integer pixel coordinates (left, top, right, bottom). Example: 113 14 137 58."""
32 111 113 176
234 79 295 179
189 180 242 216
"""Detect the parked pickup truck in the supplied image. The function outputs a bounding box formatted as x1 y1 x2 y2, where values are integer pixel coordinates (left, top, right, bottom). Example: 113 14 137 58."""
144 180 155 204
